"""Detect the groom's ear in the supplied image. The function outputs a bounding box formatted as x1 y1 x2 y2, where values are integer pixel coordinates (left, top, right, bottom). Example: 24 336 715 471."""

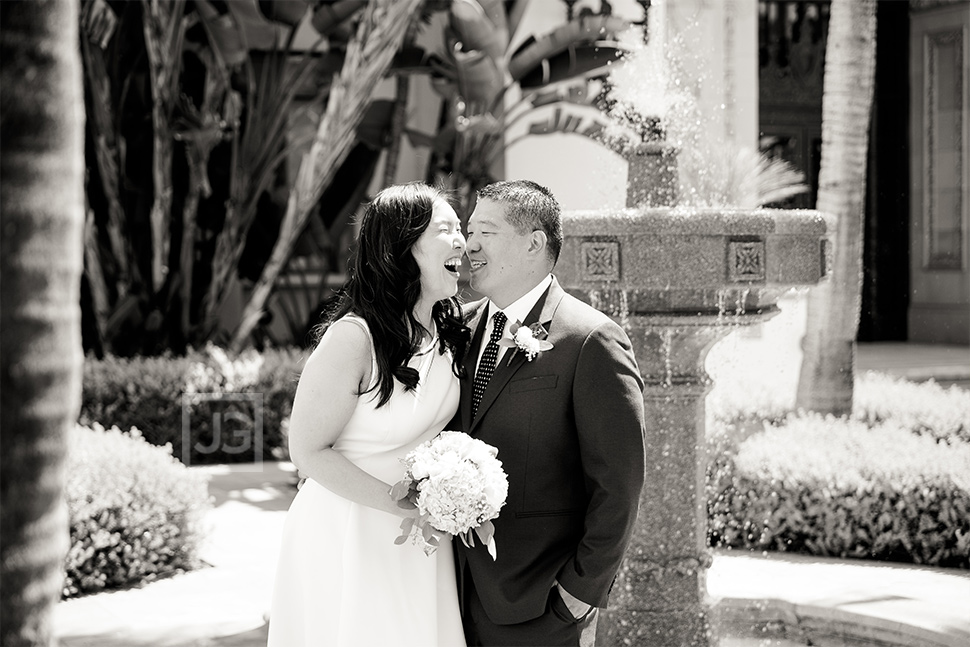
528 230 547 256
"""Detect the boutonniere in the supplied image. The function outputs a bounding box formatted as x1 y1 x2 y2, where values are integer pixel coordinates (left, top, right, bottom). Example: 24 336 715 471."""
498 321 553 364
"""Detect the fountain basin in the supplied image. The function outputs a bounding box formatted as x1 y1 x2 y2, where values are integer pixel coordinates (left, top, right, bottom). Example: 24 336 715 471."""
558 208 827 317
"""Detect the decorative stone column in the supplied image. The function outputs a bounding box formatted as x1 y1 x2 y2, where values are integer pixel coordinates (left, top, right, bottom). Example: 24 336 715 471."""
625 142 678 209
556 209 827 647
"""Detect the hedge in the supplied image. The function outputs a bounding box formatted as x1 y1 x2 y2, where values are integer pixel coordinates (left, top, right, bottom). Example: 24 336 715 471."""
64 424 211 597
853 371 970 445
707 413 970 568
79 345 305 464
708 370 970 449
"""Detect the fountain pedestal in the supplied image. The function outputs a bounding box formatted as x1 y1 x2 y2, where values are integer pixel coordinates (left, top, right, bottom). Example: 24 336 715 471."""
556 209 827 647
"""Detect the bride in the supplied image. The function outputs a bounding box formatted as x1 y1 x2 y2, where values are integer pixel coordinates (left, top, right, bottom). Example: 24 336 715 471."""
267 183 469 647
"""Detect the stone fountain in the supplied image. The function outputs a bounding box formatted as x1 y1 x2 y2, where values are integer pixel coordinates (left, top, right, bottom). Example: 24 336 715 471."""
555 146 828 646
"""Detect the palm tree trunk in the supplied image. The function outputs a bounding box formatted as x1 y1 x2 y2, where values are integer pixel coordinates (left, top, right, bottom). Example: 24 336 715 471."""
795 0 877 414
230 0 424 349
1 0 85 645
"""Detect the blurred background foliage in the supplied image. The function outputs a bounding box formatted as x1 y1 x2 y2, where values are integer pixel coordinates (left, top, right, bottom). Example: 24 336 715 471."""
78 0 639 356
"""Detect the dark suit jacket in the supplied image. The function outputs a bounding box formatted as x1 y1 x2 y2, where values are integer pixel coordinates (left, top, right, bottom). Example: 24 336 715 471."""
454 276 645 626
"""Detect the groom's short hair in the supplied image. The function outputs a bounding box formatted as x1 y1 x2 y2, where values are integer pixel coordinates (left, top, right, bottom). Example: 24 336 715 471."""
477 180 563 264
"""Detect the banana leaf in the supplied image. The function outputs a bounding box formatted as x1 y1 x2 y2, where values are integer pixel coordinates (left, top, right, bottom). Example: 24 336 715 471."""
80 0 118 49
505 0 527 43
517 41 625 90
196 0 295 66
195 0 249 66
257 0 309 26
449 0 508 64
452 46 503 108
311 0 366 36
356 99 395 148
509 14 629 82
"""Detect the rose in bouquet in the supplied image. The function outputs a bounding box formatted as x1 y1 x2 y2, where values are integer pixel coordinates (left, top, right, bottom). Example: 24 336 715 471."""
390 431 508 559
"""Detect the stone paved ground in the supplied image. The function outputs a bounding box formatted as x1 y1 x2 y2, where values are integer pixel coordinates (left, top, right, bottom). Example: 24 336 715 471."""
55 458 970 647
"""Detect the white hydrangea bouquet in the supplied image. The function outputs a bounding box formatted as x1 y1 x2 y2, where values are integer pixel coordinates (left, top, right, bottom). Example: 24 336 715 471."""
390 431 508 559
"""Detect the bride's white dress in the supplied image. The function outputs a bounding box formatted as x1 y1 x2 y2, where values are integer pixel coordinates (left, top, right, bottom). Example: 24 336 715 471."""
267 316 466 647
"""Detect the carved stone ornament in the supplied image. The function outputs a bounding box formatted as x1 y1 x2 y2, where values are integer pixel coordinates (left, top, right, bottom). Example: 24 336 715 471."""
727 240 766 282
581 240 620 281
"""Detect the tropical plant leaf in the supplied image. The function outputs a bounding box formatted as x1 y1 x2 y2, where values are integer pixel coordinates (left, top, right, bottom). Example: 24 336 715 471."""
402 128 438 149
452 47 503 107
224 0 290 51
517 42 625 90
142 0 188 292
196 0 291 65
195 0 248 66
450 0 508 64
79 31 132 295
505 0 528 42
356 99 395 148
391 45 438 74
257 0 309 27
508 14 629 82
80 0 119 49
231 0 425 349
311 0 366 36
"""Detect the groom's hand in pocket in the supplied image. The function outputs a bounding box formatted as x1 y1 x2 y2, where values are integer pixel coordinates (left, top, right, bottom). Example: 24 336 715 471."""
555 582 592 620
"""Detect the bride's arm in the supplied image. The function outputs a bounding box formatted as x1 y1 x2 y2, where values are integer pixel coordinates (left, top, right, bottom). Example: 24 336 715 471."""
287 319 415 518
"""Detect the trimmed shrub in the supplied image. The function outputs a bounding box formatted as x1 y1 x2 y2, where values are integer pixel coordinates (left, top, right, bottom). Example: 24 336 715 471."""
853 371 970 445
80 345 304 464
709 369 970 438
63 424 211 597
708 413 970 569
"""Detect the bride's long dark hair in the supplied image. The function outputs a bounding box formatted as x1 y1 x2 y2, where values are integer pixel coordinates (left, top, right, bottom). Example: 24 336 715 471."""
319 183 469 407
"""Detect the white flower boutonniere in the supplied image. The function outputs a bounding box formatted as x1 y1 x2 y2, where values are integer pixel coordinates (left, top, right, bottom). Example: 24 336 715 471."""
498 321 553 364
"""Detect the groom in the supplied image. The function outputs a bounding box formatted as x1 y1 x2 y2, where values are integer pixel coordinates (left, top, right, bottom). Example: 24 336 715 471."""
454 180 645 646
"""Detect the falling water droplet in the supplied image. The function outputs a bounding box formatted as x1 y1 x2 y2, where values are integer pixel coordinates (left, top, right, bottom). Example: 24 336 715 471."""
661 328 674 387
736 288 749 316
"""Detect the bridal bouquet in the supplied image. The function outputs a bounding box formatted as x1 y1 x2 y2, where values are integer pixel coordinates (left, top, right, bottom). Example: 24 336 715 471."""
391 431 508 559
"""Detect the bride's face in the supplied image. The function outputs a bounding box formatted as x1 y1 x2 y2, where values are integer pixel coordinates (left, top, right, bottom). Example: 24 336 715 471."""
411 200 466 303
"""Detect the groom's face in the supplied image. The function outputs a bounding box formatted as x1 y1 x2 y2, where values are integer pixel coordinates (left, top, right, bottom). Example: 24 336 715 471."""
465 199 533 308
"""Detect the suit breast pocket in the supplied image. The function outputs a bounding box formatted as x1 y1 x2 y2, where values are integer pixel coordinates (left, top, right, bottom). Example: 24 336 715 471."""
509 375 558 393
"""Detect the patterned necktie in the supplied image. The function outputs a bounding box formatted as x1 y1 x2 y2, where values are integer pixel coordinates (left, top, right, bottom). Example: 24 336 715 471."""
471 311 507 419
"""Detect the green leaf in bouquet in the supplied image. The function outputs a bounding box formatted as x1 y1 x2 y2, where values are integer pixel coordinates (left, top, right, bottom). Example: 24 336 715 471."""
395 516 415 545
474 520 494 545
475 520 497 560
422 521 435 543
397 497 417 510
390 478 412 501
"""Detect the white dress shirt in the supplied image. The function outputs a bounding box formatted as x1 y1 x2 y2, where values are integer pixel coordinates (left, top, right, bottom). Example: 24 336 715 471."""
475 274 553 372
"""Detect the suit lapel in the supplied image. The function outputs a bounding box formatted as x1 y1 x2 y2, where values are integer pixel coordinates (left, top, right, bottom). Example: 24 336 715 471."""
469 278 566 432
